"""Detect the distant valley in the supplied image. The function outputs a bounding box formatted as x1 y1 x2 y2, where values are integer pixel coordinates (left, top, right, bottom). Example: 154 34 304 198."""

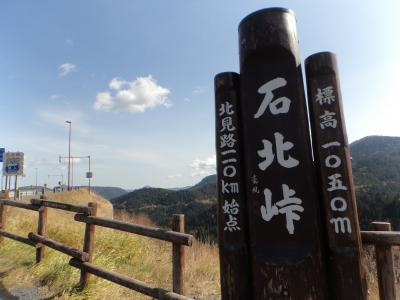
110 135 400 240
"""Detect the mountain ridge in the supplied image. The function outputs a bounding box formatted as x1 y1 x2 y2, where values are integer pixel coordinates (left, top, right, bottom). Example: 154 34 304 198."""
111 135 400 239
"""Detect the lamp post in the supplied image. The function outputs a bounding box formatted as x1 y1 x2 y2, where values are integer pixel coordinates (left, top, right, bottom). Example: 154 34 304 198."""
35 168 38 194
66 121 72 191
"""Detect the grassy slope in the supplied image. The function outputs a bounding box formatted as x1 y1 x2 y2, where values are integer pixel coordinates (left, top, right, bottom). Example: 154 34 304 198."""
0 190 220 299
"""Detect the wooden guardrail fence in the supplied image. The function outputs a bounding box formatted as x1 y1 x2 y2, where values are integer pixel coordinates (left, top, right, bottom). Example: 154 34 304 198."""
0 197 194 300
1 196 400 299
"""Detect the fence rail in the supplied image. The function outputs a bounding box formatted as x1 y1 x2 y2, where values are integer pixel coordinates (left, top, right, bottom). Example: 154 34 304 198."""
0 196 194 300
2 196 399 299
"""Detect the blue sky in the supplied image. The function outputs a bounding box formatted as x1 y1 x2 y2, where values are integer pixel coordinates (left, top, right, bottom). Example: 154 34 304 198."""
1 1 399 189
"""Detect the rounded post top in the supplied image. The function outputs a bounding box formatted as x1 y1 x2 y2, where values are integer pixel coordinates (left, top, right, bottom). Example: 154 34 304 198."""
305 51 339 76
239 7 295 28
238 7 300 67
214 72 240 90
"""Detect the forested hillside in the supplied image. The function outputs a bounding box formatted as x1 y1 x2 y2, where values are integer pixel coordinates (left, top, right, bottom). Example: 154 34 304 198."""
111 175 218 240
352 136 400 229
111 136 400 239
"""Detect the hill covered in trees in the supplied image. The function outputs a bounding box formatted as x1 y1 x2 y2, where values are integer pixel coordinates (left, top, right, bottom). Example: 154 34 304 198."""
352 136 400 229
111 135 400 239
111 175 217 240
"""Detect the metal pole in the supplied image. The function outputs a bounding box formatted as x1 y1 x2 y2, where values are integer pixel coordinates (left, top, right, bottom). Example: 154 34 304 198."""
66 121 71 191
71 157 74 190
238 8 328 298
35 168 38 195
14 176 17 200
88 155 91 193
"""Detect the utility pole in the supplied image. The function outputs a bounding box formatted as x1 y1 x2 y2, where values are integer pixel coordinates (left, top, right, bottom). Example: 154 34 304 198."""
88 155 91 193
35 168 38 194
66 120 72 191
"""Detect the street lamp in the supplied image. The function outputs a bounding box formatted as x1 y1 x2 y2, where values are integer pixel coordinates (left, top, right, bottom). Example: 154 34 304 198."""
35 168 38 195
66 120 72 191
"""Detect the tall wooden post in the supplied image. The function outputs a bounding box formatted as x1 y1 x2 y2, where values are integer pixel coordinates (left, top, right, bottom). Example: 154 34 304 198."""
372 222 397 300
238 8 328 298
305 52 367 299
80 202 97 287
36 204 48 263
214 72 251 299
0 202 7 244
172 214 186 295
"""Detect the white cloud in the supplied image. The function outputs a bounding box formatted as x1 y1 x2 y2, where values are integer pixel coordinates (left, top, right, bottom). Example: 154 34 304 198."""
193 87 205 94
167 174 182 179
50 94 61 100
93 75 171 113
58 63 77 76
190 155 216 177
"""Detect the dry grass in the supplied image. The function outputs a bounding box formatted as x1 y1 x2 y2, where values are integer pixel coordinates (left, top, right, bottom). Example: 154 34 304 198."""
3 189 396 299
0 190 220 299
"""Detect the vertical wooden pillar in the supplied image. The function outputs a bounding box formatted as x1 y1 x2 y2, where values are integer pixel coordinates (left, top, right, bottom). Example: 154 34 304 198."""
372 222 397 300
172 214 186 295
0 202 7 243
238 8 328 298
214 72 251 300
80 202 97 287
36 205 48 263
305 52 367 299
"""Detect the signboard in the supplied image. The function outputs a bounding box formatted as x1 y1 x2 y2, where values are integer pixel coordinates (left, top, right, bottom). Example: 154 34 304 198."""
305 52 367 298
214 72 251 299
238 8 328 298
86 172 93 179
2 152 24 176
0 148 4 162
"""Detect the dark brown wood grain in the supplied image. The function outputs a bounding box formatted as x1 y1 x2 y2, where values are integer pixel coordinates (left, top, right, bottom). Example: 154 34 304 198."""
172 214 185 295
372 222 397 300
238 8 328 298
1 199 40 211
305 52 367 299
214 72 251 300
74 214 193 246
30 199 90 214
0 229 38 247
36 205 47 263
28 232 89 261
80 202 97 287
69 259 194 300
362 231 400 246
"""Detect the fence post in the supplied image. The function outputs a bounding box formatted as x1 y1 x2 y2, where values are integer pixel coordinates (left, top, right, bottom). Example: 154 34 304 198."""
80 202 98 288
372 221 397 300
36 204 48 263
172 214 185 295
0 201 7 244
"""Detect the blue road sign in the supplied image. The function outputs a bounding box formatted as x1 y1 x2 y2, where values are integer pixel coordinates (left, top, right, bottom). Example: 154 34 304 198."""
0 148 4 162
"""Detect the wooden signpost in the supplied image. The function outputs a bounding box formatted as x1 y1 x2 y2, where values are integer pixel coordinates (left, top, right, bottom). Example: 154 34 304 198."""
214 7 371 300
305 52 367 299
214 72 252 299
237 8 328 299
